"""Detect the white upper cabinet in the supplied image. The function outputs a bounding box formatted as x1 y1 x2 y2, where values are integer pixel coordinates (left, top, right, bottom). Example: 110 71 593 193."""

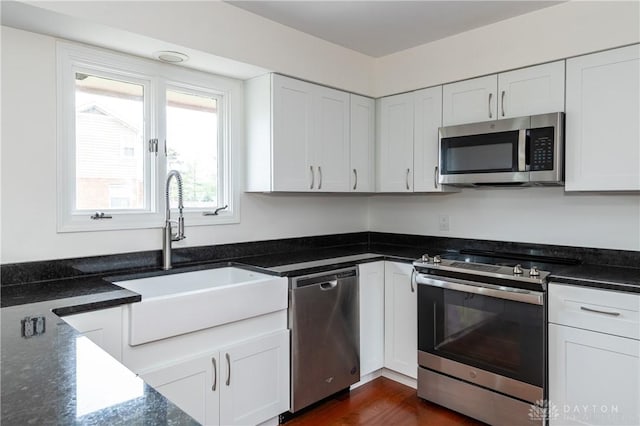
376 92 415 192
498 60 565 119
377 87 456 193
443 62 565 126
565 44 640 191
443 75 497 126
413 86 452 193
271 75 315 192
312 84 350 192
350 94 375 192
246 74 358 192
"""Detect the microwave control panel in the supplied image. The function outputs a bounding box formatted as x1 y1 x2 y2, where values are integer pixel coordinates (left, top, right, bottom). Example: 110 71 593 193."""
528 127 554 171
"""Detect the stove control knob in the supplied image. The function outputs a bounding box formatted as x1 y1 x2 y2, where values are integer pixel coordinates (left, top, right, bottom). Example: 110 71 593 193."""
433 255 442 264
421 254 430 263
529 266 540 277
513 264 523 275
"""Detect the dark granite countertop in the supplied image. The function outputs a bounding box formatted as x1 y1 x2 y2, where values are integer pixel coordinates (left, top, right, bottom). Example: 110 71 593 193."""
549 263 640 292
1 291 198 425
2 232 638 425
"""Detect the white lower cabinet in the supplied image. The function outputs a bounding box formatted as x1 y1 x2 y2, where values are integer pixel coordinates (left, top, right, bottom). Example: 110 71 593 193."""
383 261 417 378
141 352 218 424
140 330 290 426
358 261 385 376
549 324 639 426
549 283 640 426
60 306 123 362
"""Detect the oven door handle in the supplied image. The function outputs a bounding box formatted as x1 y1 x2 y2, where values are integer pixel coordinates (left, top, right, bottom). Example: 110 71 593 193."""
415 274 544 305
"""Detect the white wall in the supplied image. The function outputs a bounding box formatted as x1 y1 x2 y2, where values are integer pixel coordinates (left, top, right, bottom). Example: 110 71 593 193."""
369 1 640 252
373 1 640 97
368 189 640 251
11 1 374 96
3 1 640 263
0 27 368 263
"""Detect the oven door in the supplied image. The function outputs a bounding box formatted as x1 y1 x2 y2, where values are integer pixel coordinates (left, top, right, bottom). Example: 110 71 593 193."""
417 274 545 395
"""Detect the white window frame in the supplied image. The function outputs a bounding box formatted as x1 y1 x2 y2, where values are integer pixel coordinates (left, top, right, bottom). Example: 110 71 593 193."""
57 42 241 232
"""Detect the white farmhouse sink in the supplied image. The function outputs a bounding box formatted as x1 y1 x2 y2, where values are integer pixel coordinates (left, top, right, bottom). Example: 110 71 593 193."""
114 267 287 346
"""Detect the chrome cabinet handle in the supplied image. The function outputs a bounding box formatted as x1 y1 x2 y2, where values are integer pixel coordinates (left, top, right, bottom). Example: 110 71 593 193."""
211 357 217 391
353 169 358 190
405 168 410 190
501 90 506 117
318 166 323 189
580 306 621 317
309 166 314 189
434 166 439 189
225 353 231 386
488 93 493 118
410 269 416 293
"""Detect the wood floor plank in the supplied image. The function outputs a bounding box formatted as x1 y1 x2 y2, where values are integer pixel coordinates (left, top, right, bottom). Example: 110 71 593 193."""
287 377 486 425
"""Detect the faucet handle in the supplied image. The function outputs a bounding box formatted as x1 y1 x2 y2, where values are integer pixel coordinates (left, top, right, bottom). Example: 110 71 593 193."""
177 216 186 240
170 218 186 241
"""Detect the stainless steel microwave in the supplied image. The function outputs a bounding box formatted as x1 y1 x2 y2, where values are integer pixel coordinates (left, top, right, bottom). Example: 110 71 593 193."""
438 112 564 186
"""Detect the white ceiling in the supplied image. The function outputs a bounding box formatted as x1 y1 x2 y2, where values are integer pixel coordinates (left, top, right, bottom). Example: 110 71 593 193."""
226 1 563 57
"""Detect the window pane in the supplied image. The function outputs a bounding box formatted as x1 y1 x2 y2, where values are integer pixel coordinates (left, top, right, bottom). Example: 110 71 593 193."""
75 73 145 210
166 89 218 209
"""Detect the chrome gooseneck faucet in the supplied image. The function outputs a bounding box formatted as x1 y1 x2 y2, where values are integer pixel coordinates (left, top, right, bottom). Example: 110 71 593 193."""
163 170 186 270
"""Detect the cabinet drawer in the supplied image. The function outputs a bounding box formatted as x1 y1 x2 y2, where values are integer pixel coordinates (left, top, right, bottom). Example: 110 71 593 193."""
549 283 640 339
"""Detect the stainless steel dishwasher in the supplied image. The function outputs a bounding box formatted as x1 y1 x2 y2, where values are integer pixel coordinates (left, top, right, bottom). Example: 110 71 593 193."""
289 267 359 413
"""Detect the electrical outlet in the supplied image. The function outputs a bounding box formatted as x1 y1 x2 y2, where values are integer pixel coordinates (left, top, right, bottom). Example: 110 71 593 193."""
438 215 450 232
21 317 34 338
34 316 46 335
21 316 46 338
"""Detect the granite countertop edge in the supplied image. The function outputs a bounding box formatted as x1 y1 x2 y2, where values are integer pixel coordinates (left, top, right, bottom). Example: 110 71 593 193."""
2 247 639 313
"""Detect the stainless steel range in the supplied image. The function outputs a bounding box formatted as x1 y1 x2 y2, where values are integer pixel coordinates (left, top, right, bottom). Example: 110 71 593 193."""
413 251 556 426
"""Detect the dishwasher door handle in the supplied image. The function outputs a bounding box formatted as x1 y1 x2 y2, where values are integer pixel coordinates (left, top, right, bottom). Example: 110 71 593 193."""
319 280 338 290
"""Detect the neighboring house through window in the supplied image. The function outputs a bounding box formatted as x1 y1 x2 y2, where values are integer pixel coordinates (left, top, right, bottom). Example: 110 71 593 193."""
57 42 241 232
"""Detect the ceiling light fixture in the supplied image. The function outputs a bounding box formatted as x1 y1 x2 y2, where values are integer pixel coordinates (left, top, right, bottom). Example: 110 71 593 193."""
153 51 189 63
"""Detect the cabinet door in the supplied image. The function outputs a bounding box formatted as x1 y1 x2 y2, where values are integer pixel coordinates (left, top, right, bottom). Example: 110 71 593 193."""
549 324 640 426
272 74 315 191
384 261 417 378
359 261 385 376
413 86 452 193
376 93 414 192
498 60 565 119
140 353 219 425
313 85 350 192
61 307 123 362
350 94 375 192
565 45 640 191
219 330 290 426
443 75 497 126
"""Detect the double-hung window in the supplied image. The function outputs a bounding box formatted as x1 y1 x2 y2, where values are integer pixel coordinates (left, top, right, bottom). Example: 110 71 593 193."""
57 42 240 232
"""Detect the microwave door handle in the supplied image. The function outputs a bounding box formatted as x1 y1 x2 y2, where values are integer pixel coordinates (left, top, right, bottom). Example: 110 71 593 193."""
518 129 527 172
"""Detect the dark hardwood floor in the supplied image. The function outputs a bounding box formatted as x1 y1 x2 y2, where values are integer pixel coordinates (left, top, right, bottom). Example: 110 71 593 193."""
286 377 485 426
